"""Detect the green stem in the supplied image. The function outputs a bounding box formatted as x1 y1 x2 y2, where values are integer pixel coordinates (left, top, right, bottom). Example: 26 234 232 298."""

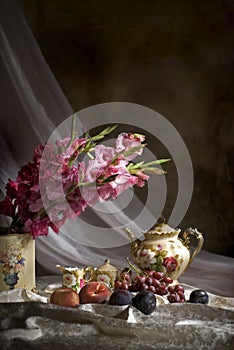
67 115 77 148
126 257 145 275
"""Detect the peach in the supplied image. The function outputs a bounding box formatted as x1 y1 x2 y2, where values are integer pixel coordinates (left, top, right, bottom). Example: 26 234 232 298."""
79 281 112 304
50 287 80 307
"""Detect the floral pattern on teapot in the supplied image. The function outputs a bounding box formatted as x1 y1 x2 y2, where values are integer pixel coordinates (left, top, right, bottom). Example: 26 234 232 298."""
127 216 204 282
135 246 179 274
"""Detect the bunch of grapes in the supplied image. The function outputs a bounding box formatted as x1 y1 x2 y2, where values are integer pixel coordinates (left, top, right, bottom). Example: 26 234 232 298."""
129 271 173 295
114 270 185 303
167 284 185 303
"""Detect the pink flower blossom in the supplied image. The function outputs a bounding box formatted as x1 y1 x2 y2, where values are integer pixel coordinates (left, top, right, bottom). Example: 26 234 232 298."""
56 137 86 164
33 144 45 164
6 180 18 197
25 217 51 238
116 132 145 160
28 199 44 212
0 123 168 238
0 196 16 217
85 145 115 183
135 171 150 187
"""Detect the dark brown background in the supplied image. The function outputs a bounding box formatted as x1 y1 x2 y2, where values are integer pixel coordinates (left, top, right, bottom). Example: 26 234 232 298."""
21 0 234 257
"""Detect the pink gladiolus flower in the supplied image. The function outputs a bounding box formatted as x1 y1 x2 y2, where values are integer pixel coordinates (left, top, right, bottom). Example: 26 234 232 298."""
28 199 44 212
85 145 116 183
135 171 150 187
25 217 52 238
0 196 16 217
33 144 45 164
116 132 145 160
6 180 18 197
0 122 168 238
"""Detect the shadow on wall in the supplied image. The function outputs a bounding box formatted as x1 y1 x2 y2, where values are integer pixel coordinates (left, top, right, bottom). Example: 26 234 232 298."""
22 0 234 257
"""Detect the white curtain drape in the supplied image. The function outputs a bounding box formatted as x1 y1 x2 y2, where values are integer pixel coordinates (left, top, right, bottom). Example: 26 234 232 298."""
0 0 233 296
0 0 149 270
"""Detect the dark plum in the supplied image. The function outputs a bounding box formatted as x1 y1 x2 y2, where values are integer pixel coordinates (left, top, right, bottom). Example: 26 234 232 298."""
109 290 133 306
189 289 209 304
132 291 156 315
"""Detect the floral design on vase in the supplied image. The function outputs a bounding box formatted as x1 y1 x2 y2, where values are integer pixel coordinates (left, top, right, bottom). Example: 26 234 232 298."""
0 243 25 289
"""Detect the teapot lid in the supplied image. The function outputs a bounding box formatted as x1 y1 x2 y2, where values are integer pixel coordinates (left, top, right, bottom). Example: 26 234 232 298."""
147 216 181 235
96 259 118 272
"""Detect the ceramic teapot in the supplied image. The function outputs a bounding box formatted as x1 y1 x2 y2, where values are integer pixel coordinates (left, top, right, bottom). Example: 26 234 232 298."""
126 217 204 282
92 259 118 288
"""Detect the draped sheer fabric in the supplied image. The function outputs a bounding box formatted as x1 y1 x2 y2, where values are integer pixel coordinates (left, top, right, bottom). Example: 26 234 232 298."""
0 0 233 296
0 0 150 268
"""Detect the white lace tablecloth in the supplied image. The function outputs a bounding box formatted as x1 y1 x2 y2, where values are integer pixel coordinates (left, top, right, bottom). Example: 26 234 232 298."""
0 276 234 350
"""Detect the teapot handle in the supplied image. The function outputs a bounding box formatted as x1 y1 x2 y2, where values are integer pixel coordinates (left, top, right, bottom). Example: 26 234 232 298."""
182 228 204 266
83 266 94 282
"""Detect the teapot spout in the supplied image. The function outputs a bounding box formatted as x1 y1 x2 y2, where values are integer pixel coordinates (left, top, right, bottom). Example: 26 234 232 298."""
124 227 141 261
124 228 140 247
56 264 67 274
124 227 137 242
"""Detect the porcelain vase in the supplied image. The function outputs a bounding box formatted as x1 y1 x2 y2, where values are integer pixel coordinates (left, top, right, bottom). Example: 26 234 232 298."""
0 232 35 291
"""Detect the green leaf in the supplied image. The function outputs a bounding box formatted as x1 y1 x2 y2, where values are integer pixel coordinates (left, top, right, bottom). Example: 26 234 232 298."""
157 256 164 264
142 167 166 175
91 124 118 140
160 250 168 257
127 161 144 170
141 159 171 167
67 115 77 147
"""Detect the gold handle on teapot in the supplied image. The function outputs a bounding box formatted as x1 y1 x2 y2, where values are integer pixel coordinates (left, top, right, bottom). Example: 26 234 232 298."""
182 228 204 266
83 266 94 282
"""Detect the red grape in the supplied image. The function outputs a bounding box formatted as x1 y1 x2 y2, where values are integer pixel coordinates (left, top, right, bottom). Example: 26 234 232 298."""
167 293 180 303
147 270 154 277
114 280 123 290
153 271 164 280
177 291 185 300
146 277 153 285
121 273 130 281
122 281 129 290
168 286 175 294
152 278 160 288
148 285 156 293
136 276 146 284
140 283 149 291
174 284 184 293
158 285 168 295
163 276 173 285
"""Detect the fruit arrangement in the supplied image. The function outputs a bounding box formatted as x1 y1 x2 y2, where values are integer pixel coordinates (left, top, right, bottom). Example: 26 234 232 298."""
50 265 209 315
